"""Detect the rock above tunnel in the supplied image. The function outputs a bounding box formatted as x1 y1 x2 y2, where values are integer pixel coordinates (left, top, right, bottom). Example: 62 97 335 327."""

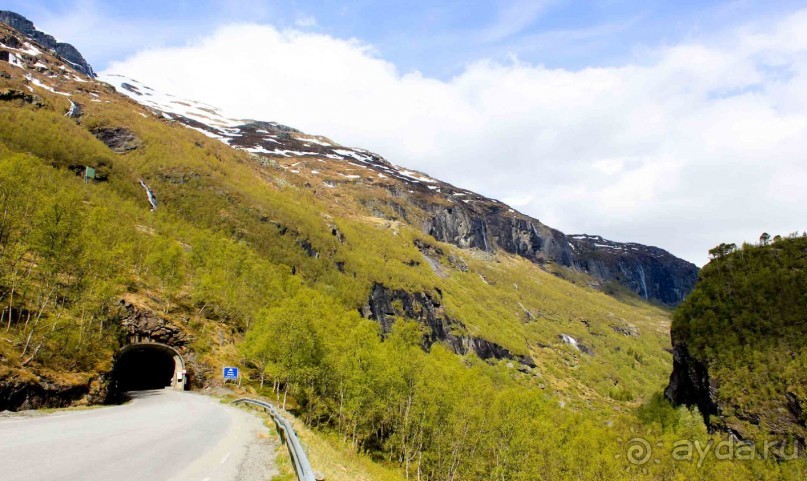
118 300 188 347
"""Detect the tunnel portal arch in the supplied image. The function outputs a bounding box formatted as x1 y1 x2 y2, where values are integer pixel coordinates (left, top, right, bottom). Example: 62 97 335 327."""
114 342 187 392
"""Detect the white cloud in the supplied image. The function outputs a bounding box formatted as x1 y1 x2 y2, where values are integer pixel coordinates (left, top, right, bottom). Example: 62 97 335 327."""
103 10 807 266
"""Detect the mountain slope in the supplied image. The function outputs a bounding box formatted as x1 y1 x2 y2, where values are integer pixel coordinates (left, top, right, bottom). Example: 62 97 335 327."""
101 74 698 306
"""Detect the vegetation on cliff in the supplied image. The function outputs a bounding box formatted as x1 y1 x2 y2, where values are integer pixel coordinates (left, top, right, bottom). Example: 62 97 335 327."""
669 234 807 446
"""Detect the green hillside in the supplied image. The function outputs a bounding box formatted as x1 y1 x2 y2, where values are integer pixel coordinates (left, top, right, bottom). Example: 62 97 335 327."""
669 235 807 448
1 46 806 480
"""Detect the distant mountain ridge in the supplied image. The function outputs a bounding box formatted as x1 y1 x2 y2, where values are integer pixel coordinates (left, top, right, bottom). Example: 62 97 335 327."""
102 74 698 305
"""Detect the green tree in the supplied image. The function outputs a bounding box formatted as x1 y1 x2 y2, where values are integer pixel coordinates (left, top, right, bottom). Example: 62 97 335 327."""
145 238 187 313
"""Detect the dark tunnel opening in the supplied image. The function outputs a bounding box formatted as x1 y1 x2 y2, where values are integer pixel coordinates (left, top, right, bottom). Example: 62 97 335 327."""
114 345 177 392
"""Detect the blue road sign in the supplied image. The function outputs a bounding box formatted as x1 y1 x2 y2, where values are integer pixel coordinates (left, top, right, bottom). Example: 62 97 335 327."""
223 367 239 380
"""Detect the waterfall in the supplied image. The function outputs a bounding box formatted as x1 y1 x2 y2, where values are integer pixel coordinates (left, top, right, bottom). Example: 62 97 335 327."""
636 263 649 300
138 180 158 211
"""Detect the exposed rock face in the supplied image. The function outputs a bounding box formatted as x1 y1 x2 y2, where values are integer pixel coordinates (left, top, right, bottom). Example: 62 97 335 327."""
92 127 142 153
118 301 189 347
419 201 697 306
0 88 43 106
361 283 536 368
484 209 575 266
425 206 492 251
297 239 320 258
0 299 197 412
664 343 719 425
116 301 209 391
0 369 108 412
569 235 698 305
0 11 95 77
414 239 464 278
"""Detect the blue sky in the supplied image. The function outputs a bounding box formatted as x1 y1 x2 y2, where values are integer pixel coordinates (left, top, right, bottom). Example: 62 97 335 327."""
7 0 806 76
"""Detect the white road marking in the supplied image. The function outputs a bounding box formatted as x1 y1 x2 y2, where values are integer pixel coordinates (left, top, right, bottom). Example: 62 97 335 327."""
220 452 231 464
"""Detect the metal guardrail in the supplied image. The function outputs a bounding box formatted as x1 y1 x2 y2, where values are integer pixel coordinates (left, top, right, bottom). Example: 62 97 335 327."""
233 398 318 481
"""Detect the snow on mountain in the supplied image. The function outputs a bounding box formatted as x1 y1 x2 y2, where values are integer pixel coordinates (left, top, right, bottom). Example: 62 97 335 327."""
100 75 244 130
99 73 451 192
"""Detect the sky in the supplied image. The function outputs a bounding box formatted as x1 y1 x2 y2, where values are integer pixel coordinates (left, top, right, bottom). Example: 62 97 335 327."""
5 0 807 266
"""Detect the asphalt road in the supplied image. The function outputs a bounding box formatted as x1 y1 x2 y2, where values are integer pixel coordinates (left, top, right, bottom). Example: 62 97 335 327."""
0 390 278 481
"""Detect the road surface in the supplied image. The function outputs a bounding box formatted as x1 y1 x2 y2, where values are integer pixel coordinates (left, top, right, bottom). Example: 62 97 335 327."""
0 390 278 481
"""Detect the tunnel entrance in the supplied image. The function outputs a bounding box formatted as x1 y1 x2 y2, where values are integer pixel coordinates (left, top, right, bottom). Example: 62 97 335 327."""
113 343 186 392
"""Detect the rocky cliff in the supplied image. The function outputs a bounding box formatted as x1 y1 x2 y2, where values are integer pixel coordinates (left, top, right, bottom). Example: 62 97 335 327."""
568 235 698 305
361 283 536 369
664 343 718 425
415 199 697 306
0 10 95 77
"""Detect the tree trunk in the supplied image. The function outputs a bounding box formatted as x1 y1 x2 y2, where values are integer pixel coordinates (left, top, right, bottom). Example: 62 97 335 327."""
21 339 43 366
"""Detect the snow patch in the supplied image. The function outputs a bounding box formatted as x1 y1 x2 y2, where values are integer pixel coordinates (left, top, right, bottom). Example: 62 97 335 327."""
333 149 373 163
300 137 332 146
398 169 435 183
28 75 71 96
7 52 25 69
187 125 226 140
